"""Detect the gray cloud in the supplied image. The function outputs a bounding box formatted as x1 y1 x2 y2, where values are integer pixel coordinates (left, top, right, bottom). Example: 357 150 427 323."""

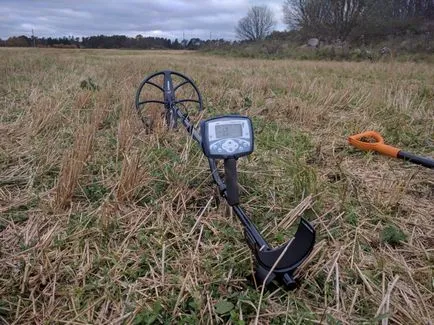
0 0 286 40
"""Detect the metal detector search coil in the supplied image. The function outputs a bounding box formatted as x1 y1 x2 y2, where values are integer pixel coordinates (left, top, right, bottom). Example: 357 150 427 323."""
135 70 316 290
201 115 254 159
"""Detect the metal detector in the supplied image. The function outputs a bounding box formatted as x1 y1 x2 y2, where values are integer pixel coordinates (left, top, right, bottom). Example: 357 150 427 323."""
135 70 316 290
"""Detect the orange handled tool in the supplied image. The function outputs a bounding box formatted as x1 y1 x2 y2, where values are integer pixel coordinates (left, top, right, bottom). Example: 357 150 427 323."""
348 131 434 169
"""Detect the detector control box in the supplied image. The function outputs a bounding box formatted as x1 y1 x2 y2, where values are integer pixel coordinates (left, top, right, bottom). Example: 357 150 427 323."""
200 115 254 159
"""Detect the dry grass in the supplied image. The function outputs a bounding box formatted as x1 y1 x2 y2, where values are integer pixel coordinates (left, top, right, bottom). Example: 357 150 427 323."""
0 48 433 324
54 122 95 209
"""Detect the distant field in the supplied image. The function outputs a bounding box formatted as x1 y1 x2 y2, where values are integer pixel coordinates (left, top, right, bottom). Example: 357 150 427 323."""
1 48 433 324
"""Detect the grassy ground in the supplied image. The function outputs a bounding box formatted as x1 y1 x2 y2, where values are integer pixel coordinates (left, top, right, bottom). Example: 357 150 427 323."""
0 48 433 324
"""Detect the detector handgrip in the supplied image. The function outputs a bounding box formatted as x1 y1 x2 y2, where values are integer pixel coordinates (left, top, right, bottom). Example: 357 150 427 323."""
348 131 400 158
224 158 239 206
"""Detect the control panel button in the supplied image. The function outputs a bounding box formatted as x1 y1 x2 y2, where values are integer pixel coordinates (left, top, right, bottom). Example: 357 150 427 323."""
208 138 251 157
221 139 239 153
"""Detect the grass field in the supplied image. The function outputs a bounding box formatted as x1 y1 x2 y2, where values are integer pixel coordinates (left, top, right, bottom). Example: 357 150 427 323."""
0 48 433 324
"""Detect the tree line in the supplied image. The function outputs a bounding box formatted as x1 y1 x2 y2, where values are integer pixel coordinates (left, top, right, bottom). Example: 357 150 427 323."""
0 34 232 50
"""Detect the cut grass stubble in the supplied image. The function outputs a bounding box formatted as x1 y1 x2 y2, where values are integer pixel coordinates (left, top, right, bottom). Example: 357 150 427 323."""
0 48 433 324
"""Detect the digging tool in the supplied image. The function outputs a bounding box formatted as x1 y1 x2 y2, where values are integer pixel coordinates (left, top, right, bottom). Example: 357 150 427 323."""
135 70 316 290
348 131 434 169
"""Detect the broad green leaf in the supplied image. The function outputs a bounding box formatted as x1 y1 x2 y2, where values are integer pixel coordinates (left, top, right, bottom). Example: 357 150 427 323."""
215 300 234 315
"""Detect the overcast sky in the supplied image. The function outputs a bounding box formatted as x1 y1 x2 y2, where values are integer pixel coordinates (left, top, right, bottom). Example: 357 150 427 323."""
0 0 287 40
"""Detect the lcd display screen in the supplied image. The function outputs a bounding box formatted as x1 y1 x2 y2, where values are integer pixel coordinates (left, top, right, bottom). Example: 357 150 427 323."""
215 124 242 139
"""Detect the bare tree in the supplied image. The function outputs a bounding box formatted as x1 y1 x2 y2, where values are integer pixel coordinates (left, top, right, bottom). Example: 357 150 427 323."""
283 0 434 41
236 6 276 41
283 0 325 32
283 0 367 41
